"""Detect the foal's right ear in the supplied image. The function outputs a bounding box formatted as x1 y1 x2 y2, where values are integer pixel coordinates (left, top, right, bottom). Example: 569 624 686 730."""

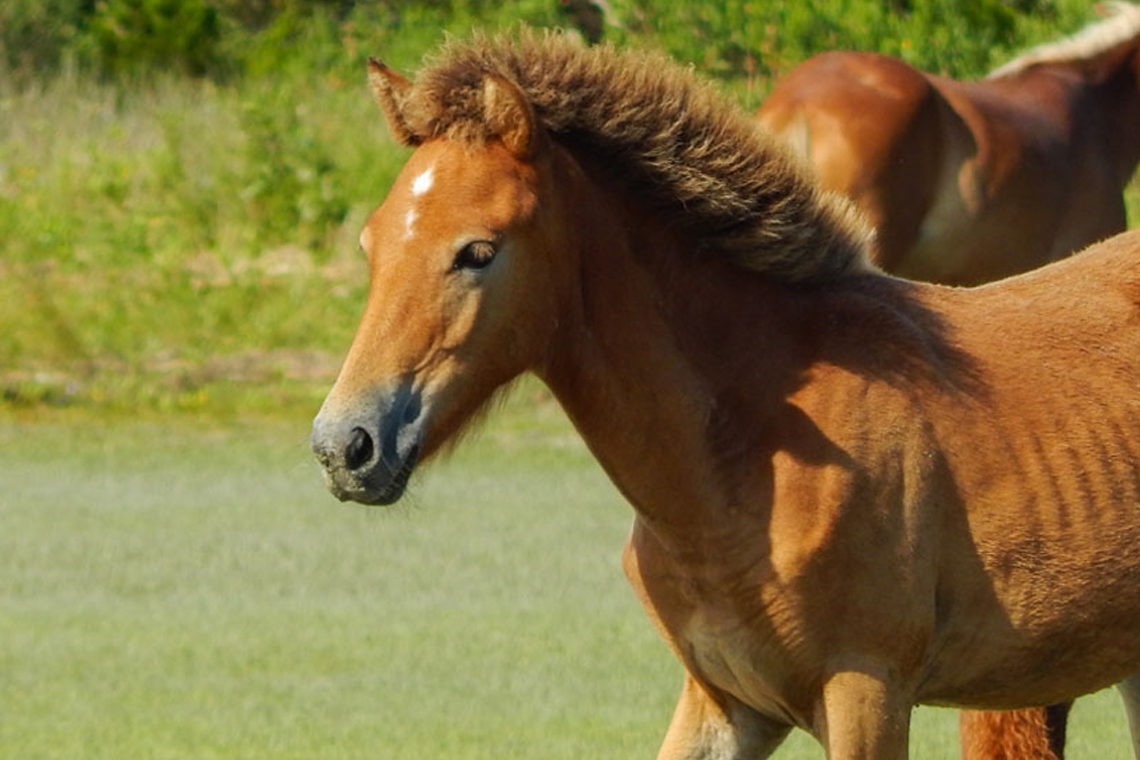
482 74 539 159
367 57 421 147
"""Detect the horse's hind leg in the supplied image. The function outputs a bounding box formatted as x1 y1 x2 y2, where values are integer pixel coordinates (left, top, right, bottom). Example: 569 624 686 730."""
1118 673 1140 758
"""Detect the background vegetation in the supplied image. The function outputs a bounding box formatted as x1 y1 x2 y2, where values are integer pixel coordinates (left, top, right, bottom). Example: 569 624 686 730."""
1 0 1133 415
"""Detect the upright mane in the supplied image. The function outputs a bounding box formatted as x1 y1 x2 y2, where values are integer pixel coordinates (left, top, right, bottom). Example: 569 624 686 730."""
385 30 872 284
988 1 1140 78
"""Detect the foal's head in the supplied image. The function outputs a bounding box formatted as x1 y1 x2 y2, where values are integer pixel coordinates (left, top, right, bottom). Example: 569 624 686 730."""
311 63 571 505
311 33 870 505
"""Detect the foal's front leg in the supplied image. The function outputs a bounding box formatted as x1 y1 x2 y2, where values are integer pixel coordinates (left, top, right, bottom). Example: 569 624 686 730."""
655 674 791 760
817 669 911 760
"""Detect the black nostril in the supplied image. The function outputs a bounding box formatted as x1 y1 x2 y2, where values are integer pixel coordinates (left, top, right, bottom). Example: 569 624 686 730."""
345 427 374 471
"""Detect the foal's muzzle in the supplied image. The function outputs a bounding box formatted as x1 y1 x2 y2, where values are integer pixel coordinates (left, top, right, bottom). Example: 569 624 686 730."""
310 384 424 505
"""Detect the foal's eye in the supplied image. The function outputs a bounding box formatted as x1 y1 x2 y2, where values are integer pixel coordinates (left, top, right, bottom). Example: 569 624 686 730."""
451 240 498 272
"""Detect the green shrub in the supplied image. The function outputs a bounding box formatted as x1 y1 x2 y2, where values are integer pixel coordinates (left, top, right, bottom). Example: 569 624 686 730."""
607 0 1075 84
238 93 349 254
0 0 92 79
83 0 224 77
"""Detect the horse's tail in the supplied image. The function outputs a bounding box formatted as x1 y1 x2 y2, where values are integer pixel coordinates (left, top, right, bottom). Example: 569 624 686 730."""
959 704 1072 760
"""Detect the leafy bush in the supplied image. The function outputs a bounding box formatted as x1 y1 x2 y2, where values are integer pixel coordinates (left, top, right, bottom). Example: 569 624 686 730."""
0 0 1094 83
0 0 92 79
606 0 1083 84
238 93 349 254
83 0 224 77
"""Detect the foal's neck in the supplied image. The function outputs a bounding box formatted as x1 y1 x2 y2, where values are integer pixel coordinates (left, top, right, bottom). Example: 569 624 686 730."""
535 166 812 543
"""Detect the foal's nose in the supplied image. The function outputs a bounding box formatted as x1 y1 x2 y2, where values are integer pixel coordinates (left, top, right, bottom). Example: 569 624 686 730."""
310 382 426 505
344 426 375 471
311 419 379 471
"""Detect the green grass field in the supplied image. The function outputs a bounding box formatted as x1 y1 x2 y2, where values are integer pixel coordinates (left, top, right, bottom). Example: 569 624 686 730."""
1 397 1132 759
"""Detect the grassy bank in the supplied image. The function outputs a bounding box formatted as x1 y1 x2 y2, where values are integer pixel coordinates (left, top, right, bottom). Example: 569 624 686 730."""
1 0 1127 414
0 68 383 415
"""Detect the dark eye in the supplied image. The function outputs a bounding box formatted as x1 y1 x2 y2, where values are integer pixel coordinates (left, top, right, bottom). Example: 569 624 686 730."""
451 240 498 272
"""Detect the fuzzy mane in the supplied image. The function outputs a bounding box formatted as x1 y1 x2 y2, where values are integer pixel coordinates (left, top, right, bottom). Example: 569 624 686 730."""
386 30 872 284
988 1 1140 78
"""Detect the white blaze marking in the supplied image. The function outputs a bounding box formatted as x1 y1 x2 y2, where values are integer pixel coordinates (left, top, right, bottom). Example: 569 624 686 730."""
403 209 418 238
411 168 434 197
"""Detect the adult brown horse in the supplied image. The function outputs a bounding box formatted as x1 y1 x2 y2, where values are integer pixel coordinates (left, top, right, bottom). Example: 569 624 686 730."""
310 32 1140 759
756 2 1140 287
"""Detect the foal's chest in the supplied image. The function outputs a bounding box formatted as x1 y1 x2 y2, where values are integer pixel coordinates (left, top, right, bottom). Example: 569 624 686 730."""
625 524 819 727
680 606 813 725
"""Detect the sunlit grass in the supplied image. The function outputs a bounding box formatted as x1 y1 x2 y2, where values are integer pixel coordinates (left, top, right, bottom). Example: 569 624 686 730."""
0 401 668 759
1 400 1133 759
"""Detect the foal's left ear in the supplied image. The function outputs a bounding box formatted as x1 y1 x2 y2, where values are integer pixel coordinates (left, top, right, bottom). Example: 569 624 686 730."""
482 75 538 159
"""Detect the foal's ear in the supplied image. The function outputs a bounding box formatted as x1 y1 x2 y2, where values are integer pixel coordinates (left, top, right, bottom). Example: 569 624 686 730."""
482 74 538 159
367 57 421 147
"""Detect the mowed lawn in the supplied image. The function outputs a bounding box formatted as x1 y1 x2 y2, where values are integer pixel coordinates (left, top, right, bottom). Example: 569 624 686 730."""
0 395 1130 759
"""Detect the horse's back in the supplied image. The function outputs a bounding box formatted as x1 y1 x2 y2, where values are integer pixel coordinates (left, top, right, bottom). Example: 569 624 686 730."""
940 229 1140 467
